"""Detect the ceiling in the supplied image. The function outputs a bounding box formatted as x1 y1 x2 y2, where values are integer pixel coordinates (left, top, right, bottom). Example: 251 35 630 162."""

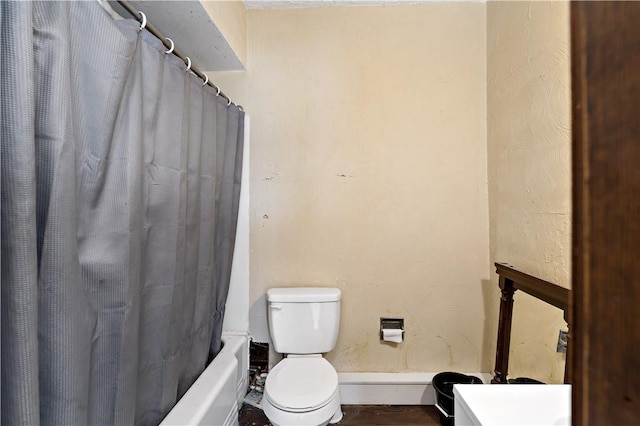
108 0 244 71
105 0 482 71
243 0 481 9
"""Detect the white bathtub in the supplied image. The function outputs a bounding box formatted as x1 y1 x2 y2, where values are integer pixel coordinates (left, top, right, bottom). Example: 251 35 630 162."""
160 333 249 426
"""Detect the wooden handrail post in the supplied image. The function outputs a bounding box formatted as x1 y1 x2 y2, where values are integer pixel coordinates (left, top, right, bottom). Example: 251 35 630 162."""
492 263 570 383
492 276 516 384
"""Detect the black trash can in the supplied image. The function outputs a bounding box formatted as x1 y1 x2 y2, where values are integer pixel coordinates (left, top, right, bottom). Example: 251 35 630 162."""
432 372 483 426
508 377 545 384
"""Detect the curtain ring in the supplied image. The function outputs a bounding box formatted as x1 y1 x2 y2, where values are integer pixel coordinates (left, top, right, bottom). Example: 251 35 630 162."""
215 87 221 96
202 74 209 86
138 11 147 30
185 57 191 72
165 38 174 54
227 98 232 106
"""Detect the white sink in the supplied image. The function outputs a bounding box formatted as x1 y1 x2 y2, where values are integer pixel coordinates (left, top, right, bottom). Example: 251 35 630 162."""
453 384 571 425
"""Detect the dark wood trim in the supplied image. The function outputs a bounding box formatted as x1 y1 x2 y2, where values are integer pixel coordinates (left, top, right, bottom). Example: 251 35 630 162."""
492 263 570 385
491 275 516 384
571 3 640 424
494 263 570 320
570 3 587 423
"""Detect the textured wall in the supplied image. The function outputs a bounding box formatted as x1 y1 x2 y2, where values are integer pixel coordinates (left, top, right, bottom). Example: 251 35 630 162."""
246 4 490 372
201 0 248 67
487 1 571 383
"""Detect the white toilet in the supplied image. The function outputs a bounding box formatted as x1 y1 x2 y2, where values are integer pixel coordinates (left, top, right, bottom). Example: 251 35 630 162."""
262 287 343 426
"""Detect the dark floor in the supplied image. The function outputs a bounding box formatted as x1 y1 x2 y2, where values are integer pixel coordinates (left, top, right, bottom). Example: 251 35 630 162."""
239 403 441 426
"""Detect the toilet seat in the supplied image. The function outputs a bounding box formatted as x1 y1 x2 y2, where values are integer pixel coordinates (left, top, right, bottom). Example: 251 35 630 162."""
265 356 339 412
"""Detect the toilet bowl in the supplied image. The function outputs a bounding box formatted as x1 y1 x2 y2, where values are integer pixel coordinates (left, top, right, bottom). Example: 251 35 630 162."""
264 287 343 426
261 355 342 426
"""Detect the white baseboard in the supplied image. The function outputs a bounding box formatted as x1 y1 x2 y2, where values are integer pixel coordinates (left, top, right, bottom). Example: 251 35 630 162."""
338 372 493 405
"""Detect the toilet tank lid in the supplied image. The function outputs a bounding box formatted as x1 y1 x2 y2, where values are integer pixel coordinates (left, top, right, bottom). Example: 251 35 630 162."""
267 287 342 303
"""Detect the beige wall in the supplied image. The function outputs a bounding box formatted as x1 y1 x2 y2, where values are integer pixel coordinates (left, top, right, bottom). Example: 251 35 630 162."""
201 0 248 67
487 1 571 383
208 71 249 107
208 1 571 378
246 4 490 372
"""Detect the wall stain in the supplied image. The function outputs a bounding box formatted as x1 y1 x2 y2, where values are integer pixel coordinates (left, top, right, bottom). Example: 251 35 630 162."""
437 335 454 367
341 339 370 368
263 172 280 181
402 348 409 370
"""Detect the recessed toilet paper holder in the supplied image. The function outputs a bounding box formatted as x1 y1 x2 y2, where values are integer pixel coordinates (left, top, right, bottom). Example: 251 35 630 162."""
380 317 404 341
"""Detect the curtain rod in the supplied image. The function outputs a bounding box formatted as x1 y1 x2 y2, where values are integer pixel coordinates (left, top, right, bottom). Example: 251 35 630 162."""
115 0 241 109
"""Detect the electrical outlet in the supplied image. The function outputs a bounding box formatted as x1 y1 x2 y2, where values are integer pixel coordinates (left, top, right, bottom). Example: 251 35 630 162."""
557 329 568 353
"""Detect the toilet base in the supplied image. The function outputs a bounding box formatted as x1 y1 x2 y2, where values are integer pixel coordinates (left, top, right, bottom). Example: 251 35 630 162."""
328 407 343 424
262 392 341 426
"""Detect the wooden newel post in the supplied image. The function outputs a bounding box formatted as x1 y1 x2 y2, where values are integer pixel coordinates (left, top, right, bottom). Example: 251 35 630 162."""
492 276 516 384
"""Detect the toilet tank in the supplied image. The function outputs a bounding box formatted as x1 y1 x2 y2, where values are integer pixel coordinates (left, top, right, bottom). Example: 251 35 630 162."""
267 287 341 354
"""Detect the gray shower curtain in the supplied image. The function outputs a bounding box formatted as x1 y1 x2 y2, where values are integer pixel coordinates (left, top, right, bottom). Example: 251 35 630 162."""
1 2 244 425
